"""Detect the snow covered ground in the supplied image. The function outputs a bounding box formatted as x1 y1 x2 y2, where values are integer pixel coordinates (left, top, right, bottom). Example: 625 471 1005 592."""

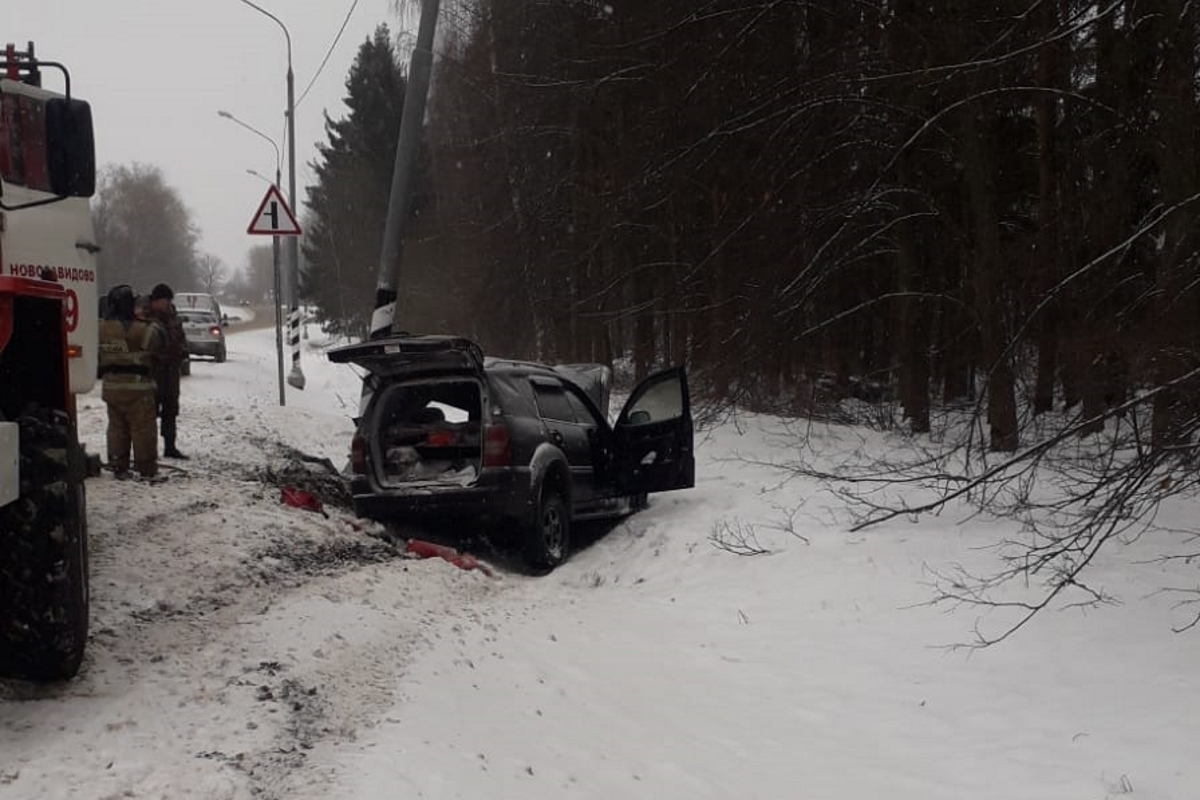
1 324 1198 800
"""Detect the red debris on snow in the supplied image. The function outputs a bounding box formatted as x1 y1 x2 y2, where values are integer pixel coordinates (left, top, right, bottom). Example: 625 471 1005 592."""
280 486 328 517
405 538 495 577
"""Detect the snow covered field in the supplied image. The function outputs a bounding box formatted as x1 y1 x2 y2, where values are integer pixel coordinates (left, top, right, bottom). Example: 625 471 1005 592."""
1 325 1198 800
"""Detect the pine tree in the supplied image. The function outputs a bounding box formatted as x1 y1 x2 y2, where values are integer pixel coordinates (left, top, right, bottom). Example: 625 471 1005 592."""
301 24 408 338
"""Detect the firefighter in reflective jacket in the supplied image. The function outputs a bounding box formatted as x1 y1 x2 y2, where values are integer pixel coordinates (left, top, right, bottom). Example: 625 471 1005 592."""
98 285 163 479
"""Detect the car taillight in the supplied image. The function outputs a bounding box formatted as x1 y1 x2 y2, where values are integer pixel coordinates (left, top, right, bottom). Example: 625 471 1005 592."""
427 429 454 447
209 326 221 336
482 423 511 467
350 432 367 474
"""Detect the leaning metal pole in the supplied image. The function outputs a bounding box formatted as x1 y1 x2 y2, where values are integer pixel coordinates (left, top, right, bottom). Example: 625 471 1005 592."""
370 0 440 339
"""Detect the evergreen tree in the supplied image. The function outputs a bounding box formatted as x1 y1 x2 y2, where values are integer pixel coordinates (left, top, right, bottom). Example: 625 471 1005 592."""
301 24 408 338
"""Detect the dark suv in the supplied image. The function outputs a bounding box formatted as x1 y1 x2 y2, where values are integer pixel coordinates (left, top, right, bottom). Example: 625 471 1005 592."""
328 335 694 571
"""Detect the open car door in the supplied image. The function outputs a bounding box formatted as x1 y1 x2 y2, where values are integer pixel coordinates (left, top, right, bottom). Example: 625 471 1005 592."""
613 367 695 495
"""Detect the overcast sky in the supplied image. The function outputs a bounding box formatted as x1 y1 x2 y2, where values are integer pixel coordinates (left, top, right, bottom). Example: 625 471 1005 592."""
19 0 405 286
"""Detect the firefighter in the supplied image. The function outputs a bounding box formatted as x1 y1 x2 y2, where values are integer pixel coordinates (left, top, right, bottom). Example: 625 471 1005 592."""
146 283 189 459
98 285 163 479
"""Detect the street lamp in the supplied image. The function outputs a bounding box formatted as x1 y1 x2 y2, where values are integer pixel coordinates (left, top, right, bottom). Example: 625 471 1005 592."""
218 109 281 176
237 0 304 390
216 108 286 405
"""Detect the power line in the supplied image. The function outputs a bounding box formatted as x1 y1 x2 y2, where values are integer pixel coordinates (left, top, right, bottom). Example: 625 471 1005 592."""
295 0 360 109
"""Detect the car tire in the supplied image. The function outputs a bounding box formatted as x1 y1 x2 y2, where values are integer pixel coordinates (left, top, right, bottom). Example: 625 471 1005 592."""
523 488 570 573
215 344 227 364
0 407 89 681
180 357 191 377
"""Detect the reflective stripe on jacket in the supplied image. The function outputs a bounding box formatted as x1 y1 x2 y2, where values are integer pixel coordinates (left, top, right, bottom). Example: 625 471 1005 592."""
99 318 160 391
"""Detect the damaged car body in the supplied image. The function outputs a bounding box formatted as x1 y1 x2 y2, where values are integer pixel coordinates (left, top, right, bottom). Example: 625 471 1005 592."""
328 335 694 571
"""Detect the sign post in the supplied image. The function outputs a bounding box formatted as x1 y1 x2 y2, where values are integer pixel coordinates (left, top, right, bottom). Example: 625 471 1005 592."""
247 185 302 405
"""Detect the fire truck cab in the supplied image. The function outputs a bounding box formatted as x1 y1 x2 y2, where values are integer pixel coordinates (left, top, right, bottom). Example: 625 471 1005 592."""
0 42 98 681
1 43 99 389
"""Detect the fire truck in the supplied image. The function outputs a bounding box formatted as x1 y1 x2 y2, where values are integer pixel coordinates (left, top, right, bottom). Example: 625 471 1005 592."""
0 42 98 681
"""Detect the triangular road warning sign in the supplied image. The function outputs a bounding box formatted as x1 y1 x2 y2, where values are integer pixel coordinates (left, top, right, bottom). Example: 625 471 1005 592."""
247 184 302 236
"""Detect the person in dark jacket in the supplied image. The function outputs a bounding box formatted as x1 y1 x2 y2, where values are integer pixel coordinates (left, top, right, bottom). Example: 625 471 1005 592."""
98 285 163 479
146 283 189 459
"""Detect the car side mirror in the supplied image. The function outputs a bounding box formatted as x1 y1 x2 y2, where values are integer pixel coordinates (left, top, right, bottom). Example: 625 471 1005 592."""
628 409 651 425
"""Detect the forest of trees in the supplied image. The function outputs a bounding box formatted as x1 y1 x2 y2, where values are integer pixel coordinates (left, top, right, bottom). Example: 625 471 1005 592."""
386 1 1195 453
295 2 1200 631
302 1 1200 451
301 25 416 339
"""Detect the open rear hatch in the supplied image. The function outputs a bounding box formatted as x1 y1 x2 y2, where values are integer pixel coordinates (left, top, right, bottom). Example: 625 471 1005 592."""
372 377 484 488
331 336 487 488
328 335 484 378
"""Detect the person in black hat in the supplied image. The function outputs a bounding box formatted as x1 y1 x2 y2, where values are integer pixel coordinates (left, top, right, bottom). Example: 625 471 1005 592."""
146 283 189 459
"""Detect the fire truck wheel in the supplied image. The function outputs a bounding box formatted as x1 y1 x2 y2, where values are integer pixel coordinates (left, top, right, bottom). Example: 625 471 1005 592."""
0 407 89 682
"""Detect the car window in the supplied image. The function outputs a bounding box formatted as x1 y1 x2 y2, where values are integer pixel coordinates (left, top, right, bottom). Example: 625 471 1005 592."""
564 386 604 427
625 375 683 424
176 294 218 313
430 401 469 424
380 380 480 428
180 311 217 325
532 383 575 423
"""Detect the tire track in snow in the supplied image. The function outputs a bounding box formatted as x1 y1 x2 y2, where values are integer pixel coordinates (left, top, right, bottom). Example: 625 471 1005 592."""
0 394 510 800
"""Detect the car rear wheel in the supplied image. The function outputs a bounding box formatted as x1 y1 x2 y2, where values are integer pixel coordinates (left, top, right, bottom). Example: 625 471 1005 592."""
523 489 569 573
215 344 227 363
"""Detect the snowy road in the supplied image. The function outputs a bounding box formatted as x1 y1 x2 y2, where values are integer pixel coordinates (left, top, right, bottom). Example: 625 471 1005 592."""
0 326 516 799
3 325 1199 800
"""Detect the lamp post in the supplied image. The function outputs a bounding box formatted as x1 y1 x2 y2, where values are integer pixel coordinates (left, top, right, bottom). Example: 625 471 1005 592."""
218 109 280 173
373 0 440 338
245 168 273 185
216 109 286 406
237 0 305 390
245 168 289 367
245 168 289 358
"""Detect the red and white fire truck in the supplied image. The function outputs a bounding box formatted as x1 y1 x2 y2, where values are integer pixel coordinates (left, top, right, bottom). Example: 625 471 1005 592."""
0 42 98 680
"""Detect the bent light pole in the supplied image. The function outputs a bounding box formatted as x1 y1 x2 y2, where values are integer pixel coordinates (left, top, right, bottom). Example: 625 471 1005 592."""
238 0 305 390
371 0 440 339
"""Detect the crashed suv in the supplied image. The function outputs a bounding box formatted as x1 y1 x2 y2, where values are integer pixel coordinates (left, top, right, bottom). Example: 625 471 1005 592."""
328 335 694 571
